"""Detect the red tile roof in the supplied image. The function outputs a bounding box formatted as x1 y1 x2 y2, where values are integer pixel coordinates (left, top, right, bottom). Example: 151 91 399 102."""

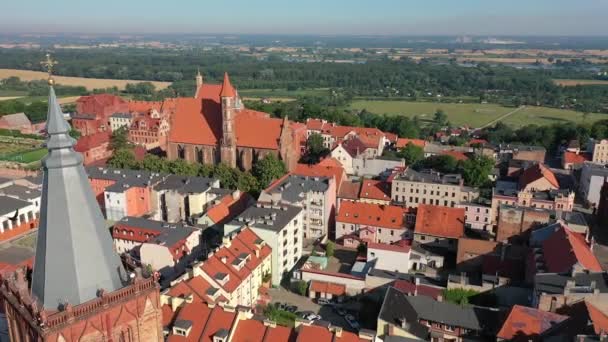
220 72 236 98
359 179 391 201
166 300 213 342
205 191 252 225
519 163 559 190
296 324 333 342
542 225 602 273
294 159 345 191
441 150 469 161
309 280 346 296
336 201 409 230
74 131 110 152
497 305 568 340
396 138 426 149
392 280 442 300
414 204 465 239
585 300 608 335
338 137 369 157
467 139 488 146
563 151 592 165
338 181 361 200
128 100 163 113
232 319 295 342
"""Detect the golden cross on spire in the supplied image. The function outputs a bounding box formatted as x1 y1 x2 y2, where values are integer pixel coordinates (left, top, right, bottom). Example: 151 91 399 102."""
40 53 58 85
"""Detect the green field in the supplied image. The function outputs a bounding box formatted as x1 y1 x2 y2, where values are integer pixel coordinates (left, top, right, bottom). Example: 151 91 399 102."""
239 88 329 99
0 146 47 163
350 100 608 128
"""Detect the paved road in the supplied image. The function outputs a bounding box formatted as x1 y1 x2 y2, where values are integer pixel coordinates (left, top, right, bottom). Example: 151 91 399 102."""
478 106 525 129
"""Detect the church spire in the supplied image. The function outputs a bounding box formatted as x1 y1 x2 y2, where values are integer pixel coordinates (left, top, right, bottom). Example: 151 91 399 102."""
31 56 127 310
220 72 236 98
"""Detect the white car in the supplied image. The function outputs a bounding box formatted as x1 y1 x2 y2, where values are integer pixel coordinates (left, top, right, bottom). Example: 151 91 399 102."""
306 313 322 321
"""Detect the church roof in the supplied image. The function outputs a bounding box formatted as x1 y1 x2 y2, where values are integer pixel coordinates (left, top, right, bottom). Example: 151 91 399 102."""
169 79 288 150
220 72 236 98
31 86 127 310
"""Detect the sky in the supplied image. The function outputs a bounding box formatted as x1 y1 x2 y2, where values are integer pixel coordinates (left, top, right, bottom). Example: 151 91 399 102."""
2 0 608 36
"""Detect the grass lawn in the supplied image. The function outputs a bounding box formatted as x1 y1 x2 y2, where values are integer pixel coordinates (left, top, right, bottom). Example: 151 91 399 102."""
239 88 329 99
350 100 608 128
350 100 513 127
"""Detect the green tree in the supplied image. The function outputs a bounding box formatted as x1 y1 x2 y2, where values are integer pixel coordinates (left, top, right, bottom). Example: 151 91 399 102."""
397 143 425 165
214 163 239 189
253 154 287 189
461 155 495 187
108 148 137 169
110 126 130 151
325 241 335 258
434 109 448 126
442 288 478 305
418 154 458 174
296 280 308 296
303 133 329 164
237 171 260 194
140 154 169 173
69 128 81 139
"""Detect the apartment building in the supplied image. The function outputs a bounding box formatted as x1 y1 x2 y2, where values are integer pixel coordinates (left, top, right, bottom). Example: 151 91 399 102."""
335 201 415 246
413 204 465 251
151 175 221 223
391 168 479 208
258 174 335 239
589 139 608 164
87 167 163 220
112 216 202 278
224 202 304 285
457 201 493 232
108 112 132 132
580 162 608 207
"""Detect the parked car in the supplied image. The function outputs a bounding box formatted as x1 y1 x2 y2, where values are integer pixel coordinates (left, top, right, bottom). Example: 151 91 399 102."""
345 314 360 330
316 298 332 305
285 305 298 313
306 313 322 321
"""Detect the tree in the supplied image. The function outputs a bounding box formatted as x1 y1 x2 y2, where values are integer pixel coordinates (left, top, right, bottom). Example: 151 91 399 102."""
253 154 287 189
237 171 259 194
434 109 448 127
108 148 136 169
69 128 81 139
214 163 239 189
418 154 458 174
397 143 424 165
303 133 329 164
325 241 335 258
442 288 478 305
461 155 495 187
110 126 130 151
140 154 169 173
296 280 308 296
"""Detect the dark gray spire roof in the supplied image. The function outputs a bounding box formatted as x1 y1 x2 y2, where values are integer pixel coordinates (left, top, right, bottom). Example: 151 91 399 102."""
31 86 127 310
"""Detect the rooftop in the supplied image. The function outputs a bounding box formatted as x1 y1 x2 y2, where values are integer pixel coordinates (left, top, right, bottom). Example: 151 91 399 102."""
497 305 568 340
359 179 390 201
265 174 331 203
114 216 200 249
0 195 33 216
336 201 409 230
414 204 465 239
0 184 41 201
393 168 464 187
228 202 302 232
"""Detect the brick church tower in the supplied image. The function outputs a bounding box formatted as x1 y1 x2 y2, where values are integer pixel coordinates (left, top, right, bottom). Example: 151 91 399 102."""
220 72 237 168
0 66 163 341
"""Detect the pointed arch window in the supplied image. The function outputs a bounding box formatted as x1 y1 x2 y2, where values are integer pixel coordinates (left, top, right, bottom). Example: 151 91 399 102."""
178 145 186 159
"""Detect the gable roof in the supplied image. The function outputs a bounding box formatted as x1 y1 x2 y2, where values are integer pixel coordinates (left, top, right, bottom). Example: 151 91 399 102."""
338 136 369 157
497 305 568 340
74 131 110 152
563 151 592 165
585 300 608 335
542 225 602 273
359 179 391 201
293 159 345 191
0 113 31 128
231 318 295 342
519 163 560 190
414 204 465 239
336 201 408 230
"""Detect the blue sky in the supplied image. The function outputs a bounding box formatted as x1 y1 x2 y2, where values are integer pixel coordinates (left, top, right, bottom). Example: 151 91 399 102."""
3 0 607 35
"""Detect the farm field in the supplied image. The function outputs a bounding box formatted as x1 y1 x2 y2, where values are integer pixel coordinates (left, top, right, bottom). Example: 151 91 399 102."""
553 79 608 86
0 69 171 90
349 100 607 128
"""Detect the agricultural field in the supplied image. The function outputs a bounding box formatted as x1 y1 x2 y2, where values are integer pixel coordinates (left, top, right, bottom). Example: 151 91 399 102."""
553 79 608 86
0 69 171 91
0 138 46 164
349 100 608 128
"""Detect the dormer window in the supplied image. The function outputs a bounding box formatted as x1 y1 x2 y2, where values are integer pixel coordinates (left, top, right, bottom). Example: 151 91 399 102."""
172 320 192 337
206 287 220 299
214 272 229 285
213 329 229 342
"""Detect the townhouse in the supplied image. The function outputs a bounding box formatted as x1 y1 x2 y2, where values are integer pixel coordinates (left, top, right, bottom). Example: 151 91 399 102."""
391 168 479 208
335 201 415 247
413 204 465 251
224 202 304 285
112 216 202 278
0 195 39 242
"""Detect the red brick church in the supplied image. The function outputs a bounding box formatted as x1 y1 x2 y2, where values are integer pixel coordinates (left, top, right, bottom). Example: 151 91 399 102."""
167 72 303 171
